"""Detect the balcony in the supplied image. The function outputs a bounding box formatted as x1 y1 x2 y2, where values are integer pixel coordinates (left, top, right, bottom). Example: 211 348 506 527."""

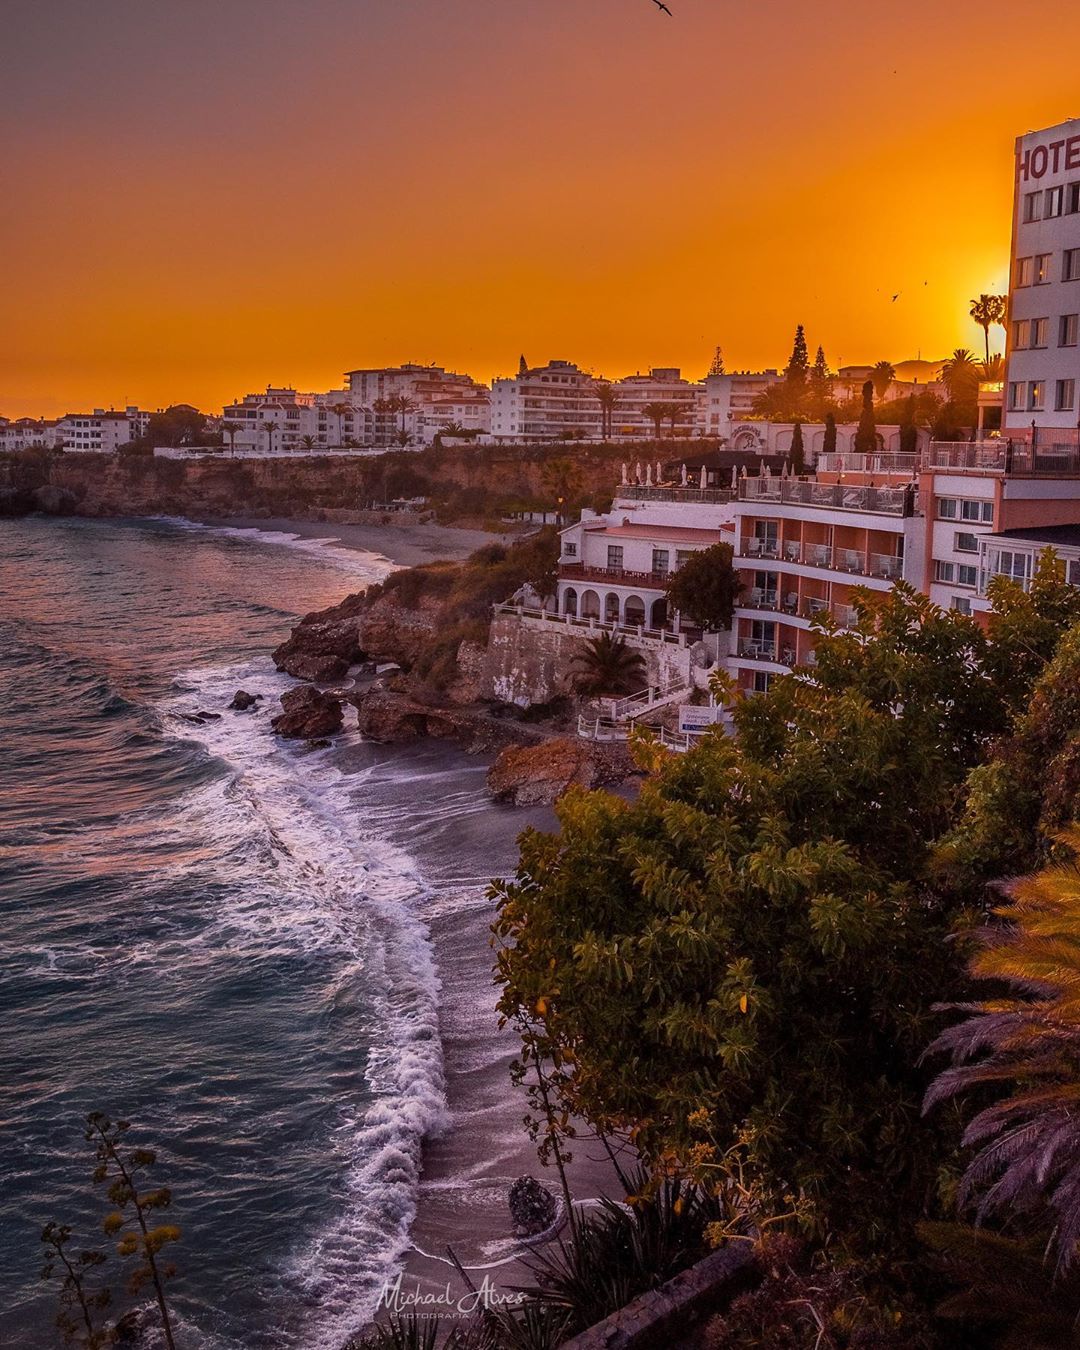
816 452 918 475
559 562 669 588
739 538 902 580
738 478 914 515
928 437 1080 476
617 484 733 504
737 639 778 662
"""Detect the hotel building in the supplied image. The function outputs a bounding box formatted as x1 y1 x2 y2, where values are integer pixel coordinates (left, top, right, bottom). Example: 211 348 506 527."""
221 389 374 453
343 364 490 444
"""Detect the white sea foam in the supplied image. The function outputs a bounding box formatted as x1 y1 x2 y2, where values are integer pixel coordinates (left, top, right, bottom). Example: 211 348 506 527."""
158 657 449 1348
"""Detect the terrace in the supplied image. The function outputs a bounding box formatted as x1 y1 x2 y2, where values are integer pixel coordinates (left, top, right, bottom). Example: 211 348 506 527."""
737 478 914 515
928 437 1080 475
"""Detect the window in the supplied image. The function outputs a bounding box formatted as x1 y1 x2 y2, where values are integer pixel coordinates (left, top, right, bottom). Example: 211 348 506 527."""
951 596 973 616
1061 314 1079 347
935 560 956 582
1009 382 1025 410
1012 319 1030 349
961 499 994 523
955 532 980 553
675 549 693 568
997 550 1030 582
1015 256 1033 287
1066 249 1080 282
752 570 778 606
1030 380 1046 410
957 564 978 587
937 497 958 518
651 548 670 575
606 545 624 570
1035 254 1053 285
1056 379 1076 411
1069 182 1080 214
1046 185 1065 218
1023 192 1042 223
1032 317 1050 347
563 541 577 556
752 671 772 694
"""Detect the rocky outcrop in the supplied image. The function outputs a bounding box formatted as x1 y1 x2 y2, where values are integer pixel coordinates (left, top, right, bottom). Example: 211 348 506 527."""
271 685 344 739
31 484 78 515
353 688 539 755
508 1176 558 1238
486 736 636 806
271 591 442 681
229 690 262 711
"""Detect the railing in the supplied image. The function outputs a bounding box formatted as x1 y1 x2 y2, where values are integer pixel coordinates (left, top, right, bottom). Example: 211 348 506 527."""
800 598 859 627
601 675 690 723
737 539 902 580
737 639 778 661
928 438 1080 475
559 562 670 587
870 552 903 579
493 603 688 646
740 539 780 559
816 452 918 475
738 479 913 515
617 485 734 504
746 588 779 610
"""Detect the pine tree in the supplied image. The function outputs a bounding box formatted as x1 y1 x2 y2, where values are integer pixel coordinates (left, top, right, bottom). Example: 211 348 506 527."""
785 325 809 390
789 420 805 475
822 412 837 456
811 345 829 384
707 345 725 377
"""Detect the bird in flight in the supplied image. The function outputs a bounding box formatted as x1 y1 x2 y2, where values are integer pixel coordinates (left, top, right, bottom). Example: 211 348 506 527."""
652 0 673 13
891 293 901 302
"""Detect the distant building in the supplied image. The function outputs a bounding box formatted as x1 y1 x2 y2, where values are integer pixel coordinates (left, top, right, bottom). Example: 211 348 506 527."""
58 408 149 452
343 364 490 444
490 359 605 441
1005 116 1080 440
0 416 60 452
221 388 373 453
703 371 781 436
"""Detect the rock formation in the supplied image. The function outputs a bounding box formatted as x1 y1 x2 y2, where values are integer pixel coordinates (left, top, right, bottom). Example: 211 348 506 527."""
271 685 344 739
486 736 636 806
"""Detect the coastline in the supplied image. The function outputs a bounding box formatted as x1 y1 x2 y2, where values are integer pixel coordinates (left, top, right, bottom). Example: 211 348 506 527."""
189 514 506 569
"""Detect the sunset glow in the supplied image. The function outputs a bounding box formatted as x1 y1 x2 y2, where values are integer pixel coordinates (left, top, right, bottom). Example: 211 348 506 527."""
3 0 1079 416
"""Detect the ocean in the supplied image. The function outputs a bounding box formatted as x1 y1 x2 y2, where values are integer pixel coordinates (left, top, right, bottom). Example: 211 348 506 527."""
0 515 565 1349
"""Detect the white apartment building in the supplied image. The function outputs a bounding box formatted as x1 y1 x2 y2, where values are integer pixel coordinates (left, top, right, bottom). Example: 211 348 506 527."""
490 359 605 441
221 388 374 453
0 417 61 452
608 369 705 439
59 407 150 452
704 371 782 436
343 364 490 444
1006 117 1080 439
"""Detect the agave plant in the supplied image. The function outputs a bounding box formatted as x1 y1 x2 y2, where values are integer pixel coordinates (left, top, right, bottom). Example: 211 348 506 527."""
923 828 1080 1273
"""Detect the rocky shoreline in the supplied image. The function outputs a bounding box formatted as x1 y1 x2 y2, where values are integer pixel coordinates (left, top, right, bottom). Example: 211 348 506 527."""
264 579 638 805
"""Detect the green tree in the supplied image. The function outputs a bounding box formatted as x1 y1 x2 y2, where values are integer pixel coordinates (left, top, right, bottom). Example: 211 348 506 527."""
570 632 646 696
665 541 740 631
822 411 837 456
806 346 833 419
329 401 351 447
641 401 668 441
221 420 242 456
300 434 317 451
539 457 583 519
593 381 619 440
789 420 805 475
259 419 279 456
969 294 1006 365
853 380 877 454
785 324 809 393
940 349 980 416
145 405 207 448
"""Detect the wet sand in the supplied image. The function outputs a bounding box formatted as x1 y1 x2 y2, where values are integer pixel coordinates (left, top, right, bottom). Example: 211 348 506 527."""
198 515 507 569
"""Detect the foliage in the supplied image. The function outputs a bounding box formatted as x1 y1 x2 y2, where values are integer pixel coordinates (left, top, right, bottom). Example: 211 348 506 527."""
570 632 646 696
40 1223 112 1349
492 583 1080 1260
789 420 805 475
703 1237 932 1349
918 1223 1080 1348
871 361 896 404
823 411 837 455
924 830 1080 1275
785 323 809 392
664 541 741 631
939 350 979 425
969 295 1007 365
538 458 584 513
143 405 208 448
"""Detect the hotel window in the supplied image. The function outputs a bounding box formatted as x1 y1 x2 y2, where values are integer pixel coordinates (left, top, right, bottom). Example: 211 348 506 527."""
935 560 956 582
1032 317 1050 347
1069 182 1080 214
606 545 624 570
1035 254 1053 285
1012 319 1030 349
955 532 980 553
1046 185 1065 218
1029 380 1046 410
1065 248 1080 282
1056 378 1076 411
961 499 994 523
651 548 670 575
1023 191 1042 223
1015 256 1033 287
937 497 958 518
1061 314 1079 347
951 596 973 616
957 564 978 587
1009 382 1025 410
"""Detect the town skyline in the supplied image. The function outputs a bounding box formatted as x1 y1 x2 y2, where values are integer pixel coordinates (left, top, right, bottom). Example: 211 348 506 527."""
5 0 1071 419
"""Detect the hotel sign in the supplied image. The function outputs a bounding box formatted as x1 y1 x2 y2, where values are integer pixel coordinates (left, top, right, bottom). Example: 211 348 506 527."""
1018 131 1080 183
678 704 725 733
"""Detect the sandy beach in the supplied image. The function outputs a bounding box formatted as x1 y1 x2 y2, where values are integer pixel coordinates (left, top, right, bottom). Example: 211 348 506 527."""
198 515 507 569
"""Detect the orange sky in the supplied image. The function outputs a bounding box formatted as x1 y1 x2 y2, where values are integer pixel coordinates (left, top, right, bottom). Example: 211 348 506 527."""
3 0 1079 418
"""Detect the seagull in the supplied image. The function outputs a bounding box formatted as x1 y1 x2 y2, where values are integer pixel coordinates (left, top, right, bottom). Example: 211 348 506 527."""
651 0 673 13
891 293 901 302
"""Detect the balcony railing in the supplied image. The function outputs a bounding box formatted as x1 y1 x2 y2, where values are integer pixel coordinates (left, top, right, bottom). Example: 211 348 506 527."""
738 538 903 580
738 478 914 515
617 485 733 504
737 639 778 662
928 438 1080 475
559 562 669 587
816 452 919 475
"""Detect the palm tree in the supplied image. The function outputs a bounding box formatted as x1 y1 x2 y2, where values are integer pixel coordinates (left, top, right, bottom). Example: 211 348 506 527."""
299 435 317 451
372 397 394 446
924 828 1080 1274
940 349 979 405
221 420 242 456
641 401 667 442
539 457 583 521
970 294 1007 365
665 402 685 438
977 355 1005 383
593 381 619 440
259 419 279 456
870 360 895 404
391 394 418 445
329 401 351 448
571 632 647 697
